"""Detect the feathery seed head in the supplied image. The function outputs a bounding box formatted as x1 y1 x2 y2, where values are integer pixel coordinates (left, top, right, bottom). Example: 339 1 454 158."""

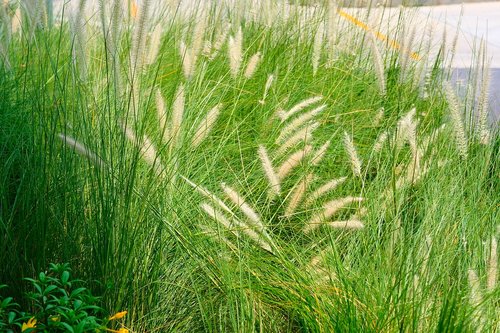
244 51 262 79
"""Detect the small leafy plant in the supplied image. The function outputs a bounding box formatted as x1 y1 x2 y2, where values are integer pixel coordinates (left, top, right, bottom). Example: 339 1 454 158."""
0 264 128 333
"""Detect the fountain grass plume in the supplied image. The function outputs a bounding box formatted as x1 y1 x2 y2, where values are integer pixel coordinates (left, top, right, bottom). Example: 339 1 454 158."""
278 96 323 122
368 32 386 96
258 145 281 198
343 131 362 178
156 88 169 145
192 104 222 148
221 183 264 232
276 104 326 144
180 41 194 79
244 51 262 79
182 176 234 216
477 52 491 144
304 196 363 233
327 219 364 230
304 177 347 207
57 134 103 167
312 23 324 76
311 140 331 166
284 173 314 218
130 0 151 76
487 237 497 291
259 74 275 104
276 122 318 157
200 202 273 253
228 26 243 77
277 145 313 180
147 23 163 65
171 84 185 147
444 82 468 158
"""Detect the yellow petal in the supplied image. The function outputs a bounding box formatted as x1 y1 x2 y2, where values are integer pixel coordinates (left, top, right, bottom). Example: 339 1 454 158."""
109 310 127 320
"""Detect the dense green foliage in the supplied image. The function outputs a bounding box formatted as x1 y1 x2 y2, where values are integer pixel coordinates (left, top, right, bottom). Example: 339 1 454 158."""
0 1 498 332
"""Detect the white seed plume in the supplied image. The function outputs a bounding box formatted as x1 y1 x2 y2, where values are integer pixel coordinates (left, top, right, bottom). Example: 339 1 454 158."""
276 122 318 157
373 131 388 152
304 196 363 233
258 145 281 198
279 96 323 122
141 135 163 175
244 51 262 79
191 9 207 67
57 134 103 167
181 176 234 216
467 269 482 307
156 89 169 144
210 22 231 60
130 0 151 76
284 173 314 218
312 23 324 76
487 237 497 291
373 107 385 126
200 202 272 253
304 177 347 207
369 32 386 96
311 140 331 166
395 108 417 155
180 41 194 79
444 82 468 158
399 25 416 83
477 67 491 145
277 145 312 180
192 104 222 148
228 26 243 77
70 3 88 80
202 40 212 57
343 131 362 178
11 7 22 34
147 23 163 65
171 84 185 146
276 104 326 144
327 0 338 63
328 219 364 230
259 74 275 104
221 183 264 232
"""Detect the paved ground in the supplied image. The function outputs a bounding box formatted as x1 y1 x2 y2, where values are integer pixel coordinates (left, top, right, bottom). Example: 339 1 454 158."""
417 2 500 124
